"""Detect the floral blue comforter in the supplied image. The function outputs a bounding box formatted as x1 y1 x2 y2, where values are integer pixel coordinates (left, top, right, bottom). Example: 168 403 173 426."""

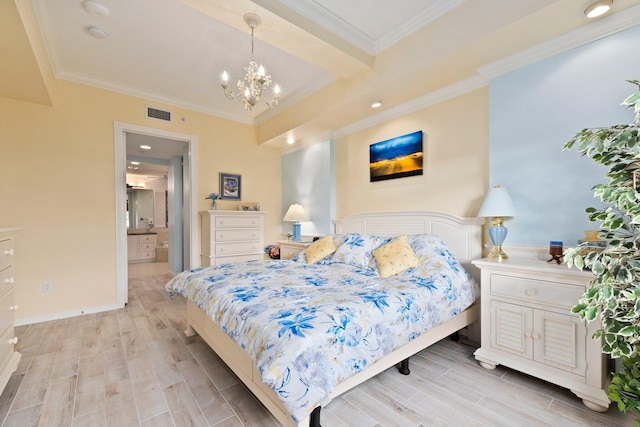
166 235 478 423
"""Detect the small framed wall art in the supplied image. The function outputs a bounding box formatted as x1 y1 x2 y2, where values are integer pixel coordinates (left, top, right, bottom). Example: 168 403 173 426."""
369 130 423 182
220 172 241 200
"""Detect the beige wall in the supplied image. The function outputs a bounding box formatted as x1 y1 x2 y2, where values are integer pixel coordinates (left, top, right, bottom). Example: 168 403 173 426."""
0 79 281 323
335 88 489 218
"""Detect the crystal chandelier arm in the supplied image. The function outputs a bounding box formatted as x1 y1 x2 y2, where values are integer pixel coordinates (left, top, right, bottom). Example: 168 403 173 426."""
219 13 280 111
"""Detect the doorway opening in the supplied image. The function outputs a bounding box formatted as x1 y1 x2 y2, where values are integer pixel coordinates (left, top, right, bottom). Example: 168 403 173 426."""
114 122 198 305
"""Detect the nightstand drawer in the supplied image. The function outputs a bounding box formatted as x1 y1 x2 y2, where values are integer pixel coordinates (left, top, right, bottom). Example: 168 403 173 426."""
215 229 260 242
491 274 584 309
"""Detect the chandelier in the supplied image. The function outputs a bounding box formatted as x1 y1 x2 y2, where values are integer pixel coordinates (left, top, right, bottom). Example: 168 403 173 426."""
221 13 280 111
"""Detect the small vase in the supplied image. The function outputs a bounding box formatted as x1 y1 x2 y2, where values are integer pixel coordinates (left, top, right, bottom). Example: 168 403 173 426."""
211 200 217 210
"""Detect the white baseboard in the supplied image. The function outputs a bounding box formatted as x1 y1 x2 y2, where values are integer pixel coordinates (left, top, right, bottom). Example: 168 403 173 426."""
15 302 124 326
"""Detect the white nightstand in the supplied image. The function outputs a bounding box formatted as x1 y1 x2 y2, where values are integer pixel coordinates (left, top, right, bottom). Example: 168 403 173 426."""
278 240 313 260
472 258 609 412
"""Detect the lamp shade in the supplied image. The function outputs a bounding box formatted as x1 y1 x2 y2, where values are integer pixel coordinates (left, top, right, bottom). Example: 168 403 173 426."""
477 186 517 218
283 203 309 222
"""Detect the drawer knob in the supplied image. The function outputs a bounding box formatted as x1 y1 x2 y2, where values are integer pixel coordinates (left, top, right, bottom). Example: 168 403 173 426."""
525 288 537 296
532 332 541 340
9 337 18 345
9 305 17 311
220 234 224 238
4 249 14 256
4 277 14 285
525 331 532 338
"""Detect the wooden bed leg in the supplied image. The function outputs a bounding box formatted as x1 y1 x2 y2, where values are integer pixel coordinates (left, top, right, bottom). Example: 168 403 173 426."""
449 332 459 342
398 358 410 375
310 406 321 427
184 323 197 337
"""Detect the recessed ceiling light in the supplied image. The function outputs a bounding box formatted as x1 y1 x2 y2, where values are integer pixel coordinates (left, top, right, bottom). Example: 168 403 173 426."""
584 0 612 18
140 145 151 150
287 137 295 145
130 161 140 165
82 0 110 17
87 26 107 39
370 100 383 108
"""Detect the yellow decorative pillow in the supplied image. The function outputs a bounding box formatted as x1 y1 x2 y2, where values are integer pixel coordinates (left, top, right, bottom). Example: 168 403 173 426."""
373 234 419 278
305 235 337 264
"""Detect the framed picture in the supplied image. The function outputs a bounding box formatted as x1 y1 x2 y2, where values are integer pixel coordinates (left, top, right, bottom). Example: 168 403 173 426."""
369 130 423 182
220 173 241 200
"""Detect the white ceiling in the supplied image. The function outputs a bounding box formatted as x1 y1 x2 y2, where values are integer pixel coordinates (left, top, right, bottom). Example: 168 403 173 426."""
27 0 640 139
28 0 498 125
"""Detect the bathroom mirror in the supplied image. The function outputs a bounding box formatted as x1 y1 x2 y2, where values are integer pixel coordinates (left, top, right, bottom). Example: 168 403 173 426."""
127 189 155 229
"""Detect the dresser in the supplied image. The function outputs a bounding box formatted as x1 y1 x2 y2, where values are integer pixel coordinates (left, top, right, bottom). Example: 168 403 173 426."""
0 228 21 397
278 240 313 260
472 258 609 412
200 211 266 266
127 233 157 263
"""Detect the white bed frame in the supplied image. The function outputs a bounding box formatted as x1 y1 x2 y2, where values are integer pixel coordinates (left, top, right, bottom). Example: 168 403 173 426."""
185 210 484 426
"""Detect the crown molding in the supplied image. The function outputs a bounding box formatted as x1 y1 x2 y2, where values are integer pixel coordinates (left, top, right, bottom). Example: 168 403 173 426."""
333 75 487 140
374 0 466 54
279 130 334 155
276 0 465 56
478 4 640 79
253 74 336 126
55 69 254 125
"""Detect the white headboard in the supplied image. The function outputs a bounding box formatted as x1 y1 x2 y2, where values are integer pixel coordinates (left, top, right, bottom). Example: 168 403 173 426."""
333 210 484 280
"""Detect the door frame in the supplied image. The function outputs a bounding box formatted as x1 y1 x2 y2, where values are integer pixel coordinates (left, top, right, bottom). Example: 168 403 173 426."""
114 121 198 306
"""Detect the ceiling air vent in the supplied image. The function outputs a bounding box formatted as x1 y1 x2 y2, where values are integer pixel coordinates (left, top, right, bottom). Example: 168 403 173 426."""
146 106 171 122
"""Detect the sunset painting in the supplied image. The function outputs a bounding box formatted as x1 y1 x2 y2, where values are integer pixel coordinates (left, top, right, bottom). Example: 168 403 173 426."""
369 131 423 182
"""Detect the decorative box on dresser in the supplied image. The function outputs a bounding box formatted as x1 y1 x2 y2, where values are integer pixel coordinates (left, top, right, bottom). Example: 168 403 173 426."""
0 228 21 396
278 240 313 260
472 258 609 412
200 211 266 266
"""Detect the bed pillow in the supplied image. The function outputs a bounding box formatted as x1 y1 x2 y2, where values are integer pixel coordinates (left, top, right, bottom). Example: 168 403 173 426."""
331 232 386 269
305 235 337 264
372 234 420 277
291 235 344 264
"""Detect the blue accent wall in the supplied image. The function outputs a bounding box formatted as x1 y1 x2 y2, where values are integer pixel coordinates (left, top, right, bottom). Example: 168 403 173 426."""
490 24 640 247
281 138 336 236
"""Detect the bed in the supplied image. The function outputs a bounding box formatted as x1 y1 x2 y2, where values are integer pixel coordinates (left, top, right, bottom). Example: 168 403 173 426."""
166 210 484 426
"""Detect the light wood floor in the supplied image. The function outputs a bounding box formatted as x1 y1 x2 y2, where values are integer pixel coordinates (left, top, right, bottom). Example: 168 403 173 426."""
0 262 636 426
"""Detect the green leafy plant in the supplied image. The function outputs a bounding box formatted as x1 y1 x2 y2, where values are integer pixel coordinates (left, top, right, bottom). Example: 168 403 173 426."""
563 80 640 423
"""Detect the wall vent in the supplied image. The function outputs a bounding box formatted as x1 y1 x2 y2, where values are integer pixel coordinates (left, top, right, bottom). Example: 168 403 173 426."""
146 106 172 122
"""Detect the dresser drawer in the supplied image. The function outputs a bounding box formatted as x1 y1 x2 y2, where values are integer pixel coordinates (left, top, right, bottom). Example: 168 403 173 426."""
215 242 261 256
139 242 155 251
0 266 14 297
215 229 260 242
139 250 155 258
0 238 14 266
0 326 16 372
0 292 14 339
139 235 156 243
491 274 584 310
215 216 262 229
213 254 262 266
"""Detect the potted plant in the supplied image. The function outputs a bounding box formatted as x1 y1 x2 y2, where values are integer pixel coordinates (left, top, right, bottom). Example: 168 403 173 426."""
564 80 640 423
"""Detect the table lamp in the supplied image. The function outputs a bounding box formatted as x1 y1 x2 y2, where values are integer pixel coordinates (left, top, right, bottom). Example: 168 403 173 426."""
283 203 309 241
477 185 517 260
